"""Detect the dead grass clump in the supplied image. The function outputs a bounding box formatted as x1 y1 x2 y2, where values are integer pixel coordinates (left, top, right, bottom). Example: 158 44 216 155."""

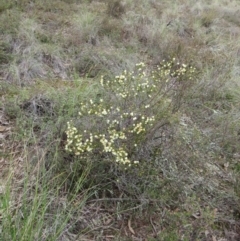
34 0 73 13
64 9 102 47
74 52 101 78
20 95 55 118
74 47 138 78
106 0 125 19
223 10 240 27
35 12 66 39
199 8 218 28
4 18 72 84
121 8 160 47
99 17 123 41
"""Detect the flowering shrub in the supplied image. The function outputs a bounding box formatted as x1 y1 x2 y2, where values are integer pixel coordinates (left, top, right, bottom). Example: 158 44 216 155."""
65 59 196 167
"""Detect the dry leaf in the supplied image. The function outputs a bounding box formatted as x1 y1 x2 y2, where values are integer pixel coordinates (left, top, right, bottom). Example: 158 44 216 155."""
191 211 201 219
128 218 135 235
224 162 229 171
213 208 218 217
104 218 112 225
0 126 7 132
205 230 210 237
212 235 217 241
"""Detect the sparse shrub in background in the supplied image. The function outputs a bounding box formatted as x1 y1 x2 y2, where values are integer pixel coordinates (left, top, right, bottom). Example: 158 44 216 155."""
65 59 196 177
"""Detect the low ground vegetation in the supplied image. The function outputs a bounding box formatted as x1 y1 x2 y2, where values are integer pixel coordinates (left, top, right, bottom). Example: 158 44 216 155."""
1 0 240 240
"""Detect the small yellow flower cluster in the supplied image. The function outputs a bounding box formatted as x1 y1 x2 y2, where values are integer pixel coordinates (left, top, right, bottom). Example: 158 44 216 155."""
65 121 94 155
154 58 196 81
135 62 145 67
102 59 195 102
130 122 145 134
65 106 154 166
114 148 131 165
65 59 195 167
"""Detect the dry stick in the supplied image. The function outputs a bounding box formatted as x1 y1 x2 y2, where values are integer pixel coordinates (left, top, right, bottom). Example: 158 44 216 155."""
86 198 165 203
